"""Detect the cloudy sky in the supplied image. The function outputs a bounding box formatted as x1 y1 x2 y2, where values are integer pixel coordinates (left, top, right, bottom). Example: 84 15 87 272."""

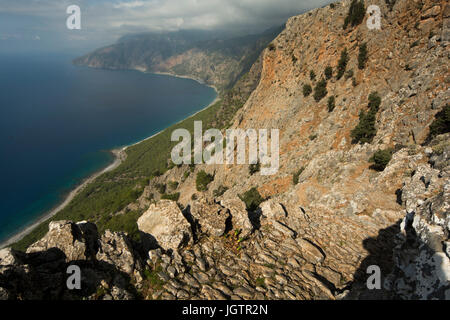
0 0 334 54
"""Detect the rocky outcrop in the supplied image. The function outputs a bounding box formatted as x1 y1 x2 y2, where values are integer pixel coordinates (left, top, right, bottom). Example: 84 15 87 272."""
190 198 230 237
220 198 253 237
137 200 193 252
26 221 98 261
0 224 142 300
384 135 450 300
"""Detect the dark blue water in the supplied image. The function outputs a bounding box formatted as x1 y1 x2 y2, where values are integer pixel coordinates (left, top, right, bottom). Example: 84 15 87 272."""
0 53 216 243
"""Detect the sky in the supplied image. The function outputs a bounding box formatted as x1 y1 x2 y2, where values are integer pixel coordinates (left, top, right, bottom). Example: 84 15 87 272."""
0 0 334 55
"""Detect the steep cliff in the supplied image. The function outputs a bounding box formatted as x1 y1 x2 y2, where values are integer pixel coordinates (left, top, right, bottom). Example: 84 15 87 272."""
2 0 449 300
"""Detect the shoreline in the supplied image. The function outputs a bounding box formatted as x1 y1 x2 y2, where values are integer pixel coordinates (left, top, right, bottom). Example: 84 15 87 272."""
0 71 219 249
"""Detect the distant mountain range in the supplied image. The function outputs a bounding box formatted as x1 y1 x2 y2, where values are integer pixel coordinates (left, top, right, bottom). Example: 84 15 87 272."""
73 27 283 91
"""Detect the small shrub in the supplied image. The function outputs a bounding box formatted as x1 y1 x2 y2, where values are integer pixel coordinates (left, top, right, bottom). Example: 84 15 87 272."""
191 193 198 201
239 187 264 211
358 43 368 69
268 43 276 51
168 181 179 190
345 69 354 80
328 96 336 112
368 92 382 111
369 149 393 171
313 79 328 102
428 104 450 139
325 66 333 79
182 170 190 182
161 193 180 201
309 134 318 141
303 84 312 97
310 70 316 81
344 0 365 29
152 169 163 177
213 185 229 197
337 48 349 80
249 163 261 175
350 92 382 144
410 40 419 48
293 167 305 185
255 277 266 288
196 170 214 192
155 183 166 194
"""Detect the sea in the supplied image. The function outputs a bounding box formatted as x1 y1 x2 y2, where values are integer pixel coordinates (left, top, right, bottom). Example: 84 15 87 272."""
0 52 217 244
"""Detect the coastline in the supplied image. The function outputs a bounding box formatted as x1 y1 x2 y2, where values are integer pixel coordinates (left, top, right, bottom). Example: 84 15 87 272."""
0 71 219 249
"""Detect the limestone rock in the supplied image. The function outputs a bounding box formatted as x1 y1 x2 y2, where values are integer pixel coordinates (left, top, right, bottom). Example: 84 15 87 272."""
191 198 230 237
26 221 98 261
96 230 137 275
137 200 192 251
260 199 287 221
220 198 253 236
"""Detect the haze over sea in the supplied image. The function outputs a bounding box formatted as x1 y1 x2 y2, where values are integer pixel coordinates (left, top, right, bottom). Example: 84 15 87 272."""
0 52 217 244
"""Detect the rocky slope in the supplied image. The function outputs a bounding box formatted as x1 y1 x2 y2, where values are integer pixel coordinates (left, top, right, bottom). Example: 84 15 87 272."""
1 0 449 300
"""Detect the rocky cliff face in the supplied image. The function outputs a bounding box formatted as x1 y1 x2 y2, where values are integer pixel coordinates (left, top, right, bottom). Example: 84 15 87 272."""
1 0 448 300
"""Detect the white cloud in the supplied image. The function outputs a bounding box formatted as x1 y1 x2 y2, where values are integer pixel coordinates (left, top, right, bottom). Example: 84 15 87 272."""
0 0 334 50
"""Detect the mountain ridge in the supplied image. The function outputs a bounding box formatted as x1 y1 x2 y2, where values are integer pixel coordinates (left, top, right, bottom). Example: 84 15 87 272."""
73 26 284 91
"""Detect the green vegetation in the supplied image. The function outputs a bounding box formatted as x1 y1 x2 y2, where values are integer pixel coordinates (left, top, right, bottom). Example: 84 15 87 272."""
168 181 179 190
239 187 264 211
293 167 305 185
337 48 349 80
101 210 143 242
196 170 214 192
303 83 312 97
344 0 366 29
358 43 368 70
213 185 229 197
350 92 382 144
255 277 266 288
143 264 165 291
155 183 166 194
345 69 354 80
325 66 333 80
410 40 420 48
249 163 261 175
428 104 450 139
313 79 328 102
182 170 190 182
161 193 180 201
369 149 393 171
328 96 336 112
310 70 316 81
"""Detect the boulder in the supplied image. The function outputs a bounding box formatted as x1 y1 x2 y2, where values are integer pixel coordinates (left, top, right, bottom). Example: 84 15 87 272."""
26 220 98 261
191 198 230 237
260 199 287 221
220 198 253 236
137 200 192 251
96 230 137 275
